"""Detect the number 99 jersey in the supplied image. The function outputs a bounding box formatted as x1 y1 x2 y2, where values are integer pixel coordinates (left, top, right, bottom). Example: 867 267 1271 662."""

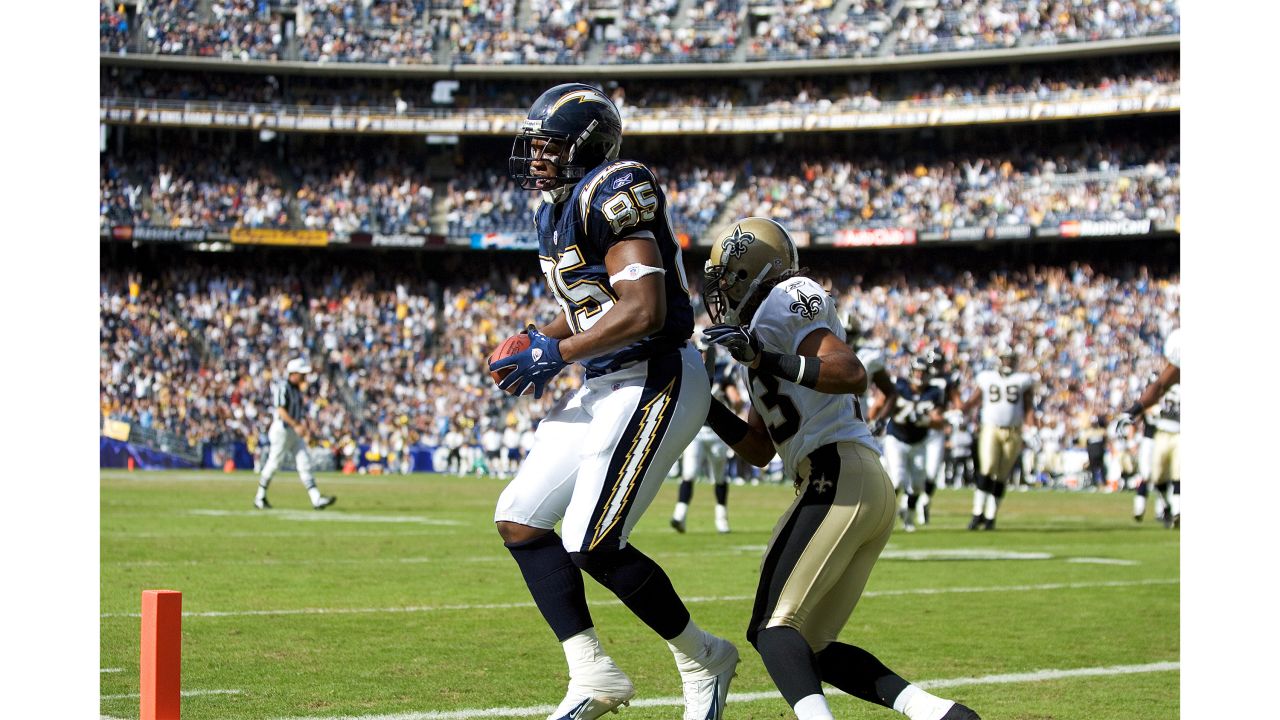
746 276 879 472
536 160 694 378
974 369 1036 428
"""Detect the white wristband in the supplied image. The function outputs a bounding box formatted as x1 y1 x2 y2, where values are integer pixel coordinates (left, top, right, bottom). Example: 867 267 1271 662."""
609 263 666 286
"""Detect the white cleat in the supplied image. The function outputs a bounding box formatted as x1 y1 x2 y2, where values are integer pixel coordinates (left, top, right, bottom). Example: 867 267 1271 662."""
547 658 635 720
678 636 739 720
715 517 731 534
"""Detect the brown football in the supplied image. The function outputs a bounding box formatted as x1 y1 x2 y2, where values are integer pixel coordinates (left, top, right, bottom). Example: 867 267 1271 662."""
488 332 532 393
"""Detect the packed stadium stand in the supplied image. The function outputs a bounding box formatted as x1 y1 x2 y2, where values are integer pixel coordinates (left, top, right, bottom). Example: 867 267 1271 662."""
100 0 1179 482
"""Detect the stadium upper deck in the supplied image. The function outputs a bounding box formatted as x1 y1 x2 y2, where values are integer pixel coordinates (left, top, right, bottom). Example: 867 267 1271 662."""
102 0 1178 69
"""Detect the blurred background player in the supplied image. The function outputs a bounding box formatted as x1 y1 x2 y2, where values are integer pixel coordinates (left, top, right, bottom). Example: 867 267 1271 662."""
702 216 980 720
884 356 946 532
945 413 976 489
1117 327 1180 527
672 342 737 534
962 346 1036 530
254 357 336 510
1128 374 1171 523
844 315 899 435
920 346 960 525
491 83 738 720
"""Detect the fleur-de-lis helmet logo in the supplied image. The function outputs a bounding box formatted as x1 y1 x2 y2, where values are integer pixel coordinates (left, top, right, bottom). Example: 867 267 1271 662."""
722 224 756 259
790 289 824 320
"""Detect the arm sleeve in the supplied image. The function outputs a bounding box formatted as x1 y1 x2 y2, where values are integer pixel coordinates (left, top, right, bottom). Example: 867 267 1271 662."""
750 277 840 355
580 163 666 254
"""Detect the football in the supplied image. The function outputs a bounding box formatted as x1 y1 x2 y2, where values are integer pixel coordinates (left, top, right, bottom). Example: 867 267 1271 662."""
488 332 532 393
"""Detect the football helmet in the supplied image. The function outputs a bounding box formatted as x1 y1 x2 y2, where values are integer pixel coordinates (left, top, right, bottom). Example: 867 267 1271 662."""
509 83 623 202
997 345 1017 375
703 217 799 325
909 355 930 387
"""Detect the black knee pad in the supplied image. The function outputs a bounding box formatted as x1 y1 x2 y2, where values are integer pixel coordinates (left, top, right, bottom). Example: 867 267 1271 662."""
1155 481 1170 495
1136 481 1149 497
1171 481 1180 494
677 480 694 503
976 475 992 493
990 481 1007 499
925 481 936 496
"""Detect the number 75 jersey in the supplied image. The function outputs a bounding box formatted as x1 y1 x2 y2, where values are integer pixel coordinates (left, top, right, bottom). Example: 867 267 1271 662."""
974 369 1036 428
535 160 694 378
745 276 880 472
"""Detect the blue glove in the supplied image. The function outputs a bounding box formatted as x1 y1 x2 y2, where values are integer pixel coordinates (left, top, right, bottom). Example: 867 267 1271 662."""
702 324 761 365
489 325 567 399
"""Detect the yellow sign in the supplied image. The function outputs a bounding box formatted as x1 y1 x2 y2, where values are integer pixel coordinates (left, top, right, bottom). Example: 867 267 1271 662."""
102 418 131 442
230 228 329 247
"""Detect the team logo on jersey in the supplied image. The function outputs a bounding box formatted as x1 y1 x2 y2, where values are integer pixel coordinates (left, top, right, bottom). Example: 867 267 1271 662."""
722 225 756 259
789 289 823 320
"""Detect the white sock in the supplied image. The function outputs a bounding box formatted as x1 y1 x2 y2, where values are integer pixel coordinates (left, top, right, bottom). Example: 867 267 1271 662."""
971 489 987 516
891 684 956 720
793 693 835 720
1133 494 1147 517
984 494 999 520
673 502 689 522
715 504 728 523
255 485 268 501
563 627 607 675
1170 484 1180 517
307 486 323 505
667 619 710 660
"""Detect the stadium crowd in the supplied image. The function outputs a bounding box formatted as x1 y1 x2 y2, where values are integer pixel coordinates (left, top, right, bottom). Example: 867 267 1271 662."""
100 252 1176 482
101 135 1178 238
106 0 1179 64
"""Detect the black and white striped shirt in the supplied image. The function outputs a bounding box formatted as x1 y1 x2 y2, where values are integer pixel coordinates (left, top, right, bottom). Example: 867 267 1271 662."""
272 380 306 425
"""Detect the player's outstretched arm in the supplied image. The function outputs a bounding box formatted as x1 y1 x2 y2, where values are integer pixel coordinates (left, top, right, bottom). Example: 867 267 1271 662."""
866 369 899 421
557 237 666 362
1132 361 1180 415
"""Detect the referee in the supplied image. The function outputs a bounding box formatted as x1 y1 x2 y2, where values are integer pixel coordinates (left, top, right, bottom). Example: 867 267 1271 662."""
255 358 336 510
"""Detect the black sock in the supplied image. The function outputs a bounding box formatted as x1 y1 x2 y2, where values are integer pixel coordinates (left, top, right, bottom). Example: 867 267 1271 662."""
505 532 593 641
815 642 908 709
907 494 919 510
677 480 694 504
714 482 729 505
572 545 690 640
755 626 823 706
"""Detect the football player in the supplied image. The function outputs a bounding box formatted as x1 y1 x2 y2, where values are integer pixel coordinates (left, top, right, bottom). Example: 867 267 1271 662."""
1128 376 1170 523
884 356 947 532
960 346 1037 530
672 341 737 534
490 83 738 720
919 347 960 525
700 217 980 720
1117 327 1180 528
844 315 899 435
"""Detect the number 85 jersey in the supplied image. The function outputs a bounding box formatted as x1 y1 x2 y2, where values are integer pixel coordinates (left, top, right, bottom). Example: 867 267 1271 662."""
746 276 879 472
536 160 694 378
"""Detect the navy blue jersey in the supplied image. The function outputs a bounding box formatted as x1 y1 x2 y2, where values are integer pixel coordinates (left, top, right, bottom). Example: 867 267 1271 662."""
535 160 694 377
886 379 944 445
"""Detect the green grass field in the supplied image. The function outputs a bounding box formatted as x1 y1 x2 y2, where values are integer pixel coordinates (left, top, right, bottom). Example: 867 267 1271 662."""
100 469 1179 720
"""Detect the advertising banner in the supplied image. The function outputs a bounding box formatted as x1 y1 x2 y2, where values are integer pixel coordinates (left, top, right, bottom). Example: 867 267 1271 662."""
1059 219 1152 238
470 232 539 250
831 227 917 247
230 228 329 247
110 226 208 243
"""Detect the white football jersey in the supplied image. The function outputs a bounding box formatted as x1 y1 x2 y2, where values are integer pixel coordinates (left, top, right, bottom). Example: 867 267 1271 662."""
1153 329 1181 433
975 369 1035 428
748 276 880 472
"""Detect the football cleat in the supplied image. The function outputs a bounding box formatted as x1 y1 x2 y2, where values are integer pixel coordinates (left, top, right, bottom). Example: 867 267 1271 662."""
547 657 635 720
254 497 271 510
715 517 731 534
678 636 739 720
670 517 686 534
940 702 982 719
313 495 336 510
982 518 996 531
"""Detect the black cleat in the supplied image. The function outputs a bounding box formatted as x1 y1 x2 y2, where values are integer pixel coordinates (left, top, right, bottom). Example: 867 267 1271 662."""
254 497 271 510
1134 514 1143 523
982 518 996 531
670 517 686 534
313 495 336 510
941 702 981 719
968 514 984 531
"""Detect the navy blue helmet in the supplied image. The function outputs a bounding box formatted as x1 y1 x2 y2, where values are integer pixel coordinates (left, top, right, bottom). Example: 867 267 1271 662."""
509 83 623 193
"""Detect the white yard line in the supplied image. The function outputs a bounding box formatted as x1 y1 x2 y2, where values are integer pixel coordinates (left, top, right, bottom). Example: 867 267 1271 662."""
264 661 1179 720
1067 557 1140 565
100 668 123 673
101 689 243 700
101 578 1176 619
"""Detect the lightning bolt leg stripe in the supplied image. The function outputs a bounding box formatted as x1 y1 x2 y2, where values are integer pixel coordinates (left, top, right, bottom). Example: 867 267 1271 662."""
584 351 683 553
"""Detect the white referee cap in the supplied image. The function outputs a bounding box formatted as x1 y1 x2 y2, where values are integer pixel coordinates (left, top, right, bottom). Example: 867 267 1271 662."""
285 358 313 375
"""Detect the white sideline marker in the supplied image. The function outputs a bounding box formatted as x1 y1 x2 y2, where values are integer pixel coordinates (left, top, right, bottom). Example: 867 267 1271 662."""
101 578 1176 619
266 661 1179 720
101 688 243 700
1067 557 1139 565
